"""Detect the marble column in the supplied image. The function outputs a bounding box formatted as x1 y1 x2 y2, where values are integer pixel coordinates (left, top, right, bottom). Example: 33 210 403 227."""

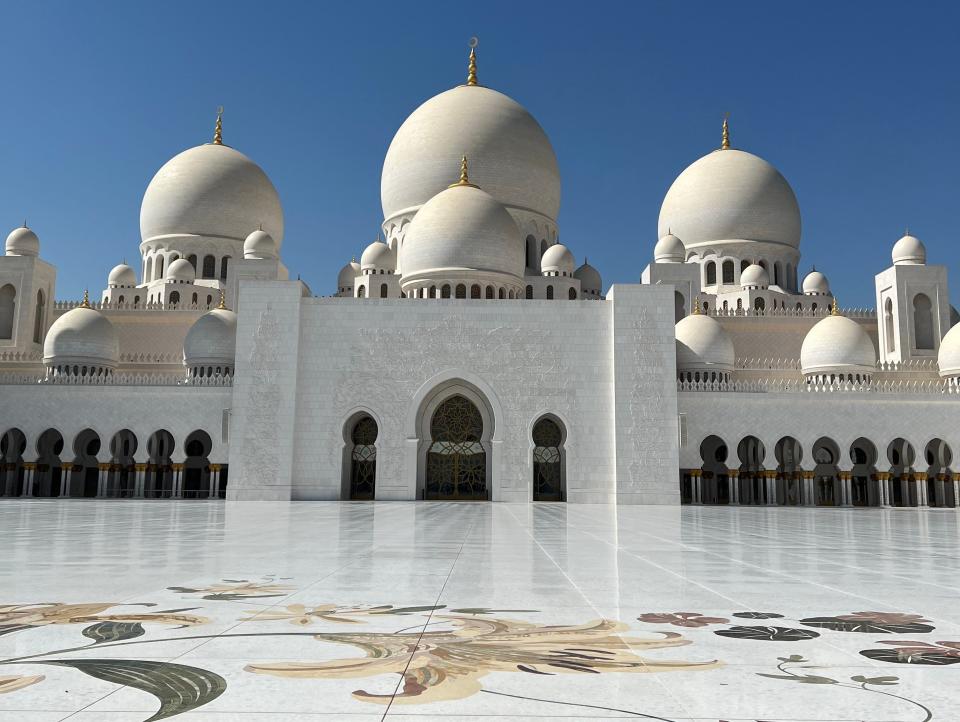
934 474 946 507
690 471 702 505
838 472 853 507
97 463 110 498
172 463 184 499
801 471 816 506
208 464 220 499
915 473 928 507
952 476 960 508
763 470 778 505
22 463 35 497
728 470 740 505
134 463 146 498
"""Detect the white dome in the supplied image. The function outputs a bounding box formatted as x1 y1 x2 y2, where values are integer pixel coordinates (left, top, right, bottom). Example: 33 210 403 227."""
338 260 361 290
360 240 396 272
892 233 926 265
243 229 278 260
802 270 830 295
398 183 524 286
108 263 136 287
5 226 39 257
166 258 196 282
574 260 602 295
141 143 284 248
675 313 735 372
658 148 801 251
381 85 560 226
654 233 685 263
938 323 960 378
43 305 119 369
801 314 876 376
740 263 769 289
540 243 574 275
183 307 237 367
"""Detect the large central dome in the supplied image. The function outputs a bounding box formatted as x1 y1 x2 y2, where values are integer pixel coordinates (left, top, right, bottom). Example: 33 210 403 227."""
381 85 561 225
141 143 284 247
658 148 801 251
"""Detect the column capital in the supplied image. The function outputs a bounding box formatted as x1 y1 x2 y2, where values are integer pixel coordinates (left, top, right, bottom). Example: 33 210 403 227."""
763 470 777 479
172 463 185 472
801 470 815 480
98 463 111 471
914 472 928 481
23 462 36 471
877 472 890 481
727 469 739 478
135 463 148 472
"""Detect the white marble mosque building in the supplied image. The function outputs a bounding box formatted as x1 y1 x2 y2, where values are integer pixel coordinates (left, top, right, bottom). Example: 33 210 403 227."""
1 47 959 508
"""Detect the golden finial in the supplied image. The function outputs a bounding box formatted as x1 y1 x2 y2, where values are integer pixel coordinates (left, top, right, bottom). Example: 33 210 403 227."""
80 289 91 309
692 295 701 314
218 289 227 310
466 37 479 86
721 113 730 150
830 296 840 316
351 255 356 263
213 106 224 145
449 155 478 188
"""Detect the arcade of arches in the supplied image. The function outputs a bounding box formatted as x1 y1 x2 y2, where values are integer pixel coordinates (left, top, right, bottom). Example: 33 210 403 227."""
0 427 227 499
684 434 959 508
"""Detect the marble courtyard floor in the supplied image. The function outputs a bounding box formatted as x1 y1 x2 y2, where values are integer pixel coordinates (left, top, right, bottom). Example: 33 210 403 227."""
1 501 959 721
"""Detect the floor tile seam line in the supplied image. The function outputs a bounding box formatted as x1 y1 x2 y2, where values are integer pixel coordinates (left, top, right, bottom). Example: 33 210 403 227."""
570 527 880 667
380 511 481 721
500 507 698 720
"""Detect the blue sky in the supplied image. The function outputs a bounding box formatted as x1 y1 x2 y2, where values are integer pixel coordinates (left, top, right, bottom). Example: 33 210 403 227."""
2 0 958 306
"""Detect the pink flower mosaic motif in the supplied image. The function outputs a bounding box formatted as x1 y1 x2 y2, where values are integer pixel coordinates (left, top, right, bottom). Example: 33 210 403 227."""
637 612 730 628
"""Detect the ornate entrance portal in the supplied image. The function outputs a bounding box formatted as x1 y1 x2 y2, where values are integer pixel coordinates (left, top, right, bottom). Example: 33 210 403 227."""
425 395 487 500
532 417 564 501
349 416 377 500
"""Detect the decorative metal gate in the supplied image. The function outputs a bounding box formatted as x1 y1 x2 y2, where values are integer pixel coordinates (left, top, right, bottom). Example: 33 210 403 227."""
425 395 486 500
350 416 378 500
532 417 563 501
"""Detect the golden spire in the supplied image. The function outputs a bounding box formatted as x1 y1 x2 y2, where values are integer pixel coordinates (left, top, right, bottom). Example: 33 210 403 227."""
721 113 730 150
80 289 91 309
213 106 224 145
692 295 701 315
830 296 840 316
466 37 478 86
218 289 227 310
449 155 478 188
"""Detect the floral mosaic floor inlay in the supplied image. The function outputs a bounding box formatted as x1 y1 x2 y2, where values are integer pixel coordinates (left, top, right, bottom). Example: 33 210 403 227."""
1 500 959 721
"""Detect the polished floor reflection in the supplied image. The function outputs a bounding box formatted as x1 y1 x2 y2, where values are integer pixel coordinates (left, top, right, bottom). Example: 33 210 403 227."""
1 501 959 721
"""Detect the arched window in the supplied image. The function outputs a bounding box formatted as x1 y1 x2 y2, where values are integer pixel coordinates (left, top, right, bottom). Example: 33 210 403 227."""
568 287 577 300
674 290 685 322
357 284 366 298
0 284 16 339
425 395 486 500
206 294 213 306
471 284 481 299
455 284 466 299
773 262 782 286
540 239 548 260
758 260 767 270
33 289 45 343
187 254 198 271
170 291 181 305
348 416 377 500
525 285 533 299
220 256 230 281
485 285 494 299
441 284 451 299
499 288 505 299
525 234 536 268
202 254 216 279
741 259 751 272
380 283 388 298
155 256 164 280
532 417 564 501
754 297 765 312
705 261 717 285
191 292 198 305
722 260 734 284
913 293 934 349
884 298 895 352
118 295 125 305
429 285 437 298
786 263 794 291
546 285 554 300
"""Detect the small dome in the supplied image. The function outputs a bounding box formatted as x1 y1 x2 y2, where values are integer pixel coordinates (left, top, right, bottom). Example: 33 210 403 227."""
184 307 238 368
165 258 196 282
243 228 278 260
892 233 926 265
5 225 39 257
740 263 769 289
802 269 830 295
43 304 119 370
574 260 602 295
938 324 960 378
675 313 735 372
801 313 876 376
360 240 397 273
338 260 361 290
540 243 574 275
653 233 685 263
398 183 524 287
108 263 136 287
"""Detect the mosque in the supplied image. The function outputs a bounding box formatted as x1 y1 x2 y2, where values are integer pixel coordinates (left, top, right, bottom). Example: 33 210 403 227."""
1 46 958 508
